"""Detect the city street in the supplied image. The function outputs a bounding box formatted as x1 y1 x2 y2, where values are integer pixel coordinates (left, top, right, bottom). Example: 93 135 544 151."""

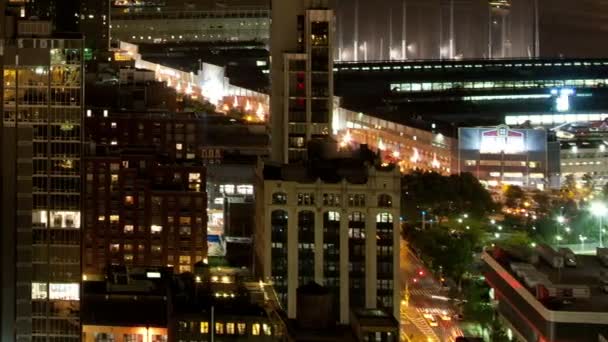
400 240 463 342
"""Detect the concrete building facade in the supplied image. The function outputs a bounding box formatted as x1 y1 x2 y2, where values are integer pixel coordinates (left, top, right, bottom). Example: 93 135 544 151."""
254 147 401 323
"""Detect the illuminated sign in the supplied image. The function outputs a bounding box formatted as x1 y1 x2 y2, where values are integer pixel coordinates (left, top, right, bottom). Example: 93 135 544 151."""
479 125 525 154
201 148 223 164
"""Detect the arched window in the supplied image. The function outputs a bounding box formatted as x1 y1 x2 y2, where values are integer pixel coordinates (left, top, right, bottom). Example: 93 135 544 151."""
376 212 393 223
271 210 288 233
272 192 287 205
378 194 393 208
326 211 340 222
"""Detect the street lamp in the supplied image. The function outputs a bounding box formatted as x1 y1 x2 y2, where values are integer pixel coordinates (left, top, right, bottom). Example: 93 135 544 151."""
555 235 563 247
556 215 565 247
590 202 608 248
579 235 587 252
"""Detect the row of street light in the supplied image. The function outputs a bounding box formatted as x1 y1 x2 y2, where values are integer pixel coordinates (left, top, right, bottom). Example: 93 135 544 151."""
555 201 607 250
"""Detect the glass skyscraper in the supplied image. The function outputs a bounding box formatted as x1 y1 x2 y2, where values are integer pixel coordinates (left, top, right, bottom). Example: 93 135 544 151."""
1 15 83 342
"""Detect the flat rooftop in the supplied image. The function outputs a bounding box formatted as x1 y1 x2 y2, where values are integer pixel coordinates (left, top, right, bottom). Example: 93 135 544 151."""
486 249 608 313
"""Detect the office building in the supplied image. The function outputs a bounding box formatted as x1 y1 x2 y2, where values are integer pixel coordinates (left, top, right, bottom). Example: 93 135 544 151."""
334 58 608 125
255 142 401 323
482 247 608 341
83 153 207 277
559 141 608 190
86 67 179 112
79 0 111 52
458 125 554 189
83 264 282 341
110 1 270 45
81 266 170 342
270 0 335 163
84 110 269 274
0 15 84 342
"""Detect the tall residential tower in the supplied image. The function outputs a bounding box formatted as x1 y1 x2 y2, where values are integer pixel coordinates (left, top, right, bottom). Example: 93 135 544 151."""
270 0 335 163
0 10 84 342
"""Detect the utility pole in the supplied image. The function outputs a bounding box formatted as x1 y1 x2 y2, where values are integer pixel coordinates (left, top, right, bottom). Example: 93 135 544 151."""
389 10 393 60
354 0 359 61
449 0 454 59
402 0 407 60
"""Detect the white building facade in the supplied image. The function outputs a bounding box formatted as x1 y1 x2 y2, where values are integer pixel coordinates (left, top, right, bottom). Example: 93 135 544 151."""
255 164 401 324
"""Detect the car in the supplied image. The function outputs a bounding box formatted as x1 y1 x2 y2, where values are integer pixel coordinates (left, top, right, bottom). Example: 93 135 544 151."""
423 313 439 327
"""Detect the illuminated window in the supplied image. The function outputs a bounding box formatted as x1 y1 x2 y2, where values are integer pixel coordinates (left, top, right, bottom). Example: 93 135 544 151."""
215 322 224 335
111 174 118 183
272 192 287 204
237 323 246 335
176 143 183 151
220 184 235 194
327 211 340 222
376 213 393 223
124 195 134 205
124 244 133 251
32 282 47 299
179 217 191 225
124 254 133 262
297 193 315 206
111 122 117 128
49 283 79 300
252 323 260 336
226 323 235 335
151 225 162 234
98 215 105 222
237 185 253 195
263 323 271 336
109 215 119 223
152 245 161 253
124 225 134 234
179 226 191 236
179 255 191 265
200 321 209 334
110 244 120 252
188 173 201 191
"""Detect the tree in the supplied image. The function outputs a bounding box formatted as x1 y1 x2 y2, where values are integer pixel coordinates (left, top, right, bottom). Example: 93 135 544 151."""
504 185 525 208
561 174 577 200
401 172 496 222
532 191 551 214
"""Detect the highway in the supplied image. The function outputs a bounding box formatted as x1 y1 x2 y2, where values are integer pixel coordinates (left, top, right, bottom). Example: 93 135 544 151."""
400 240 463 342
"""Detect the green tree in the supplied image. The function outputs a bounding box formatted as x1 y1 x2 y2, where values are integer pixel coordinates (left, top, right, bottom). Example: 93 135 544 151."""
602 182 608 200
582 173 596 196
401 172 496 223
504 185 525 208
532 191 551 214
561 174 577 200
